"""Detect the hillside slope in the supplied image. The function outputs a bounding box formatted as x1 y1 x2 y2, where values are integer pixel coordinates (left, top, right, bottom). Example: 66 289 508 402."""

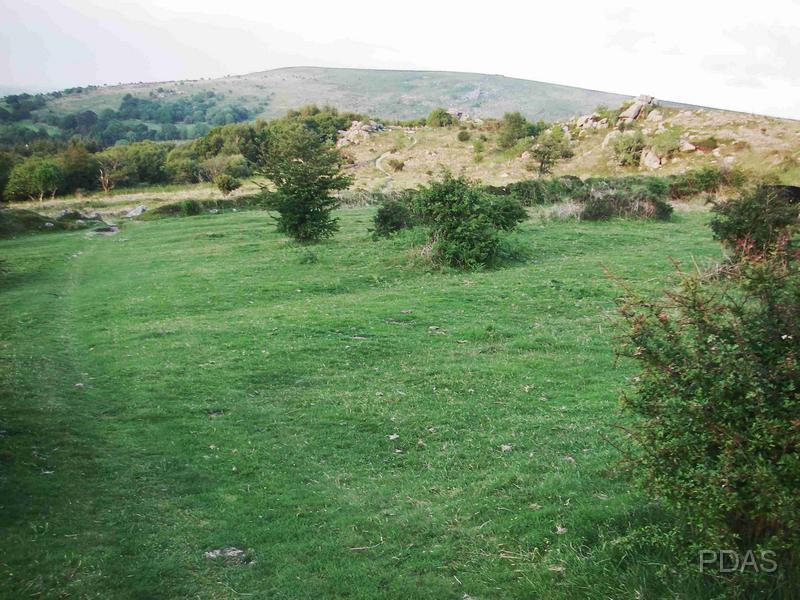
25 66 635 124
339 103 800 191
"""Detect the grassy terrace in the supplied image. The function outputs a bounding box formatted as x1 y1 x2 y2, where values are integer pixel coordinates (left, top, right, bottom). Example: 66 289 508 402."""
0 208 723 598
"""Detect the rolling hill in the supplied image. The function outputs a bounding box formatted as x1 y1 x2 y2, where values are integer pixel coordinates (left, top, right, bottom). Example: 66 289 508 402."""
19 66 639 127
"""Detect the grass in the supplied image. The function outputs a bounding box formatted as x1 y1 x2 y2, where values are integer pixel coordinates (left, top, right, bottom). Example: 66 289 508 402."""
0 207 743 598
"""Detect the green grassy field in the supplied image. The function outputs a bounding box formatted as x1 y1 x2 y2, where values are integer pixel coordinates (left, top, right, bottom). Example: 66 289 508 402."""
0 208 728 598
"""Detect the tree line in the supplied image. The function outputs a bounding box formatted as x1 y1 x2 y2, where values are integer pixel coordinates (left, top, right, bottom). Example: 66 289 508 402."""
0 105 366 202
0 90 256 148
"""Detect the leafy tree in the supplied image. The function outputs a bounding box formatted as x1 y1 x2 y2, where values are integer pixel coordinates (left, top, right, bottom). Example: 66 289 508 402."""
426 108 454 127
32 159 65 201
165 143 201 183
96 146 135 193
215 174 241 196
4 157 63 201
4 161 32 201
125 141 170 183
0 151 15 202
497 112 530 149
531 126 573 176
60 142 99 193
253 121 352 242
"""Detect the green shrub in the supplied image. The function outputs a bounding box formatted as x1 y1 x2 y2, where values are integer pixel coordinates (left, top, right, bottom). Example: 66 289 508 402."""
426 108 454 127
649 126 682 158
618 254 800 583
503 177 583 206
372 198 414 239
709 185 799 257
386 158 404 172
578 177 673 221
487 195 528 230
180 199 203 216
214 173 241 196
413 173 526 268
457 130 471 142
594 104 621 126
497 112 529 149
530 126 573 176
611 130 646 166
472 139 485 163
692 135 719 151
667 166 724 199
145 194 268 219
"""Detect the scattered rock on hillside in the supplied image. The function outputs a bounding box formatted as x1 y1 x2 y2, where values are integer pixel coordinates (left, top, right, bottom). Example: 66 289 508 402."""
336 120 385 148
640 147 662 169
576 113 608 130
126 204 147 218
446 108 470 122
601 130 621 149
646 109 663 122
679 138 696 152
618 95 657 125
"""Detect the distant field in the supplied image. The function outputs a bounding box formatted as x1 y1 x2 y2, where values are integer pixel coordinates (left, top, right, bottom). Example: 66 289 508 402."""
0 207 737 598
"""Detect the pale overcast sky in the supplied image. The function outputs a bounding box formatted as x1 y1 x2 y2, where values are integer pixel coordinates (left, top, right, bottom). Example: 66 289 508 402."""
1 0 799 118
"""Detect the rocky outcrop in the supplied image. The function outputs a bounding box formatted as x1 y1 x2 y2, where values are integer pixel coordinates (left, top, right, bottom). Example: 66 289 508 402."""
618 95 657 125
125 204 147 218
336 120 385 148
126 204 147 217
640 147 662 170
646 109 663 122
679 137 696 153
601 130 621 149
576 113 608 130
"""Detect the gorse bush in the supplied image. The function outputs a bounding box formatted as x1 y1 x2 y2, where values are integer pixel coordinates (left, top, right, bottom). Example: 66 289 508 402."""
666 166 725 199
457 130 471 142
487 195 528 231
618 253 800 587
372 198 415 239
611 130 646 166
649 126 682 159
426 108 454 127
709 184 799 257
578 177 673 221
413 173 527 268
484 176 585 207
